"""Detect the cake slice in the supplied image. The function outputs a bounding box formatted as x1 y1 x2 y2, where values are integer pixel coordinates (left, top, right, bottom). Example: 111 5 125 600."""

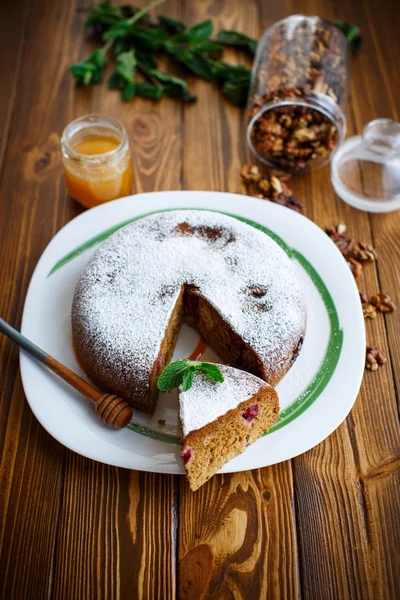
179 364 279 491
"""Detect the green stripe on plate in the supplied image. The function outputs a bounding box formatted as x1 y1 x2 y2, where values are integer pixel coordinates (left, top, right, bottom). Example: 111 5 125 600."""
49 208 343 444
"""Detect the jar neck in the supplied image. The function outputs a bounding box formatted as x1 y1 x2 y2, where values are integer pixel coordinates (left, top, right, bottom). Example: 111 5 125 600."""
61 114 129 166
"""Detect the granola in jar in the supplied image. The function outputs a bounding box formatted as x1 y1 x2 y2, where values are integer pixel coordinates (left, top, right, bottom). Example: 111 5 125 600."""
247 16 348 173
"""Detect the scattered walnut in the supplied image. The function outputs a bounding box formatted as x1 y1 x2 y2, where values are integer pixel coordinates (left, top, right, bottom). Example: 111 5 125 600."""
370 293 396 313
257 177 271 194
270 176 283 194
353 242 378 262
243 164 302 213
325 225 355 256
363 304 377 319
365 346 387 371
336 234 355 256
359 291 368 305
347 258 362 279
273 193 303 213
241 163 261 183
325 226 379 268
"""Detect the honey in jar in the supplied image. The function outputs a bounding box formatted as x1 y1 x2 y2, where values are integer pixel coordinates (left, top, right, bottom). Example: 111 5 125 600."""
61 115 133 208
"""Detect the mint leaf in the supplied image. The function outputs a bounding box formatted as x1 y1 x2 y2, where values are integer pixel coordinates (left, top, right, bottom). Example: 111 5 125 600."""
70 48 107 85
115 50 136 84
216 30 257 55
135 82 163 100
150 70 196 102
187 20 213 43
157 359 224 391
103 20 131 42
199 363 224 383
158 15 185 35
334 20 362 51
108 50 137 100
157 359 193 391
182 368 195 392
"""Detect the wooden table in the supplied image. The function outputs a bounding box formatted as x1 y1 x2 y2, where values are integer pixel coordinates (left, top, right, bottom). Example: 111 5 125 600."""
1 0 399 598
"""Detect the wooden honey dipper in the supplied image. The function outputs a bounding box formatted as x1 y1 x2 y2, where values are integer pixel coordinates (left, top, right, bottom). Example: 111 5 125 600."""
0 316 133 429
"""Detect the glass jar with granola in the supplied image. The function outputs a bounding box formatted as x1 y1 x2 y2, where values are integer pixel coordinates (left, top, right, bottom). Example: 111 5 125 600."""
247 15 348 173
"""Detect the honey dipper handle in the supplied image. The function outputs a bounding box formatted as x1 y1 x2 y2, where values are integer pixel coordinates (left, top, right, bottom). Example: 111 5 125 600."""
44 355 101 403
0 316 133 429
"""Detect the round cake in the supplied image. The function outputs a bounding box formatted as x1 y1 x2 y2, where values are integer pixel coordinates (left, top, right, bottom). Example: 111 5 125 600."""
72 209 307 413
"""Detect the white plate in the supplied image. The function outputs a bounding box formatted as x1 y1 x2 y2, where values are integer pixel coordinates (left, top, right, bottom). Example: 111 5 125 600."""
20 192 365 474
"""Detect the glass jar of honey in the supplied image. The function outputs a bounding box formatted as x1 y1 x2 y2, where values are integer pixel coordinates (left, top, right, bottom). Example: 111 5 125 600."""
61 114 133 208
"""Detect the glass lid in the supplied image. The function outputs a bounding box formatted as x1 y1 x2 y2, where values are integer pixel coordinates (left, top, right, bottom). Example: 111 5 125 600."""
331 118 400 213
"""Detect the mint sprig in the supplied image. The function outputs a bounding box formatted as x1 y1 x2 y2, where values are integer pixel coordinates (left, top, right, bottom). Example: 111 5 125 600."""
157 359 224 392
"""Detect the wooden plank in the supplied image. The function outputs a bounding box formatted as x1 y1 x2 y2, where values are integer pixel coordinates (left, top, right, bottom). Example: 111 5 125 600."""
253 0 400 597
52 457 176 599
178 2 299 598
0 0 30 173
359 0 400 405
0 1 86 597
50 1 182 598
179 467 298 599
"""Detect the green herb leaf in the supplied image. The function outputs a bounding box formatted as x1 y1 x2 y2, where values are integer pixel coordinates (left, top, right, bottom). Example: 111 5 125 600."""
103 20 132 42
216 30 258 55
136 51 158 71
198 363 224 383
193 42 223 53
113 38 131 57
182 368 195 392
150 69 196 102
108 50 137 100
135 82 164 100
164 46 216 80
158 15 186 35
115 49 137 83
157 359 194 391
83 1 124 32
334 20 362 51
130 27 169 52
220 64 251 106
166 19 213 49
71 1 257 107
70 48 107 85
187 20 213 43
157 359 224 391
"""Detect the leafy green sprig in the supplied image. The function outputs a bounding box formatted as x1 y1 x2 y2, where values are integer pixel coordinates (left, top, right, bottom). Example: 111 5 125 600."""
157 359 224 392
334 20 363 51
70 0 253 105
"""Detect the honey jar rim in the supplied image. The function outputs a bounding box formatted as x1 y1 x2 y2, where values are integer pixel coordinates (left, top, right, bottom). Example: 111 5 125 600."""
61 114 129 165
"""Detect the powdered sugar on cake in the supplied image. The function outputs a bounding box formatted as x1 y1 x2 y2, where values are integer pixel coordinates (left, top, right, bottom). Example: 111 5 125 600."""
72 210 306 401
179 365 266 435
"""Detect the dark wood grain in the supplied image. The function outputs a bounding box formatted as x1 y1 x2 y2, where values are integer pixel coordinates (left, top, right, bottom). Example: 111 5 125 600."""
179 467 298 599
0 1 84 598
0 0 399 599
257 0 400 597
0 0 30 173
51 459 176 599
